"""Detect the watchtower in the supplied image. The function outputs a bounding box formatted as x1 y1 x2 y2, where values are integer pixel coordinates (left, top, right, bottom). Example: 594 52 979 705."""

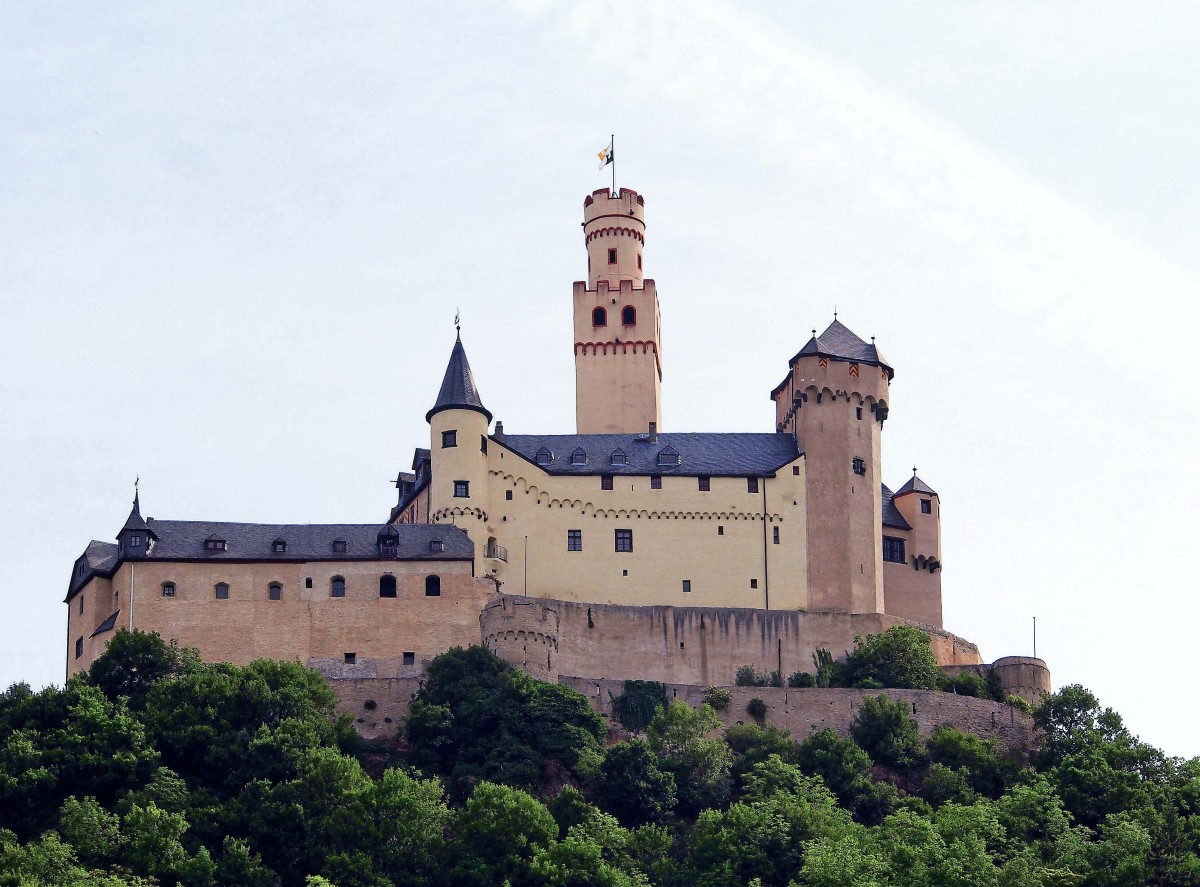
572 188 663 434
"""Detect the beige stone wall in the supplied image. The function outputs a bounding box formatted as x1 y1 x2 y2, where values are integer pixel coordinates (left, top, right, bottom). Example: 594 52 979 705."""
884 489 942 626
582 188 646 288
477 445 809 612
559 678 1034 749
66 574 116 678
480 594 982 690
67 558 490 679
429 407 492 554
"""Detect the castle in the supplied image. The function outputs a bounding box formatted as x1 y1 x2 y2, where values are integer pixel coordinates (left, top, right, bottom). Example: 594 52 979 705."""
64 187 1049 716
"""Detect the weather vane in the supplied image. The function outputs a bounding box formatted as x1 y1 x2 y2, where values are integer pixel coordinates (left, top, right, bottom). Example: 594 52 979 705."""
454 309 461 335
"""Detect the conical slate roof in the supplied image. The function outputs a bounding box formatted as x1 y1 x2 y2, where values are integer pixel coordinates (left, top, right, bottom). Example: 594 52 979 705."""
425 334 493 423
119 491 152 536
794 319 893 378
896 474 938 497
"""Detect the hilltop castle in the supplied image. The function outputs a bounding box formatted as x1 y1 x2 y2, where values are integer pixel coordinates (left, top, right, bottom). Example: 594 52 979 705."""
65 187 1048 708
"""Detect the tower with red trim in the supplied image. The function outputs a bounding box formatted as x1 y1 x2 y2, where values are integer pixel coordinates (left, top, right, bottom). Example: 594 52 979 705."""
572 188 663 434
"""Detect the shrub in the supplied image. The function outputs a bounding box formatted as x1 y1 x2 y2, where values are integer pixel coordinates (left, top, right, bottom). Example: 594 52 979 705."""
849 693 924 769
844 626 940 690
811 648 848 688
734 666 781 688
612 680 668 732
363 699 377 710
746 697 767 721
940 671 989 698
1007 694 1033 715
702 686 733 710
787 671 815 688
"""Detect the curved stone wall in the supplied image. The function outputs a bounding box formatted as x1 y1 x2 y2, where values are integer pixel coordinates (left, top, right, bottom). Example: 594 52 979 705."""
480 595 560 681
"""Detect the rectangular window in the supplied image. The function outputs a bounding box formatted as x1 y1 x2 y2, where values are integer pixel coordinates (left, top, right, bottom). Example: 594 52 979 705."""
403 652 415 666
921 499 932 514
268 584 282 600
505 490 513 500
747 477 759 493
333 540 347 553
650 475 662 490
567 530 582 551
78 594 84 615
162 583 175 597
717 526 724 536
772 526 780 545
130 534 142 547
883 536 906 563
75 637 83 659
750 579 758 589
481 434 488 454
331 577 346 597
215 583 229 600
793 466 800 475
442 429 457 448
698 476 710 491
682 580 691 593
344 652 356 665
454 480 470 498
608 248 617 264
615 529 633 552
856 407 863 420
601 475 613 490
305 577 313 588
852 457 866 476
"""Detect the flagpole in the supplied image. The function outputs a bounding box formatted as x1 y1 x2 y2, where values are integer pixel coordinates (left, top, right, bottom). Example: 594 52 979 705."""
611 133 615 196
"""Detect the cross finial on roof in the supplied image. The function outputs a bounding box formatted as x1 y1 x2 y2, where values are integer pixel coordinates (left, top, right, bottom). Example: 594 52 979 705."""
133 476 140 507
454 308 461 338
833 305 838 320
913 465 918 476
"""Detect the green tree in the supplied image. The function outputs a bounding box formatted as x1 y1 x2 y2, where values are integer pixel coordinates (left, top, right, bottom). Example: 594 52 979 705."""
448 781 558 887
647 701 733 817
850 694 924 769
87 629 199 711
844 626 941 690
594 740 676 827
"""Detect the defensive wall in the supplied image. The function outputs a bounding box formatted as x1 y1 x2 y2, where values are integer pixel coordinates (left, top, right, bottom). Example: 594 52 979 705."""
479 593 989 689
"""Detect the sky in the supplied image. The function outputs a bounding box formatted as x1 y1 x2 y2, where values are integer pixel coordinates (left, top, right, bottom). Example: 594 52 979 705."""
2 1 1198 756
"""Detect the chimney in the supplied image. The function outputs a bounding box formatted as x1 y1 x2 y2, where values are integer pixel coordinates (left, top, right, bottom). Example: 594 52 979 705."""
648 421 657 443
494 420 505 442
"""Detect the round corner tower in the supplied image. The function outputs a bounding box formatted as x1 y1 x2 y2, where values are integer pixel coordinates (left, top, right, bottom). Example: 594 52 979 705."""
573 187 662 434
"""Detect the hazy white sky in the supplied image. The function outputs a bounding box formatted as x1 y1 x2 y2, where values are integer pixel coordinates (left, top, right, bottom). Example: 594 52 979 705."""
2 1 1198 756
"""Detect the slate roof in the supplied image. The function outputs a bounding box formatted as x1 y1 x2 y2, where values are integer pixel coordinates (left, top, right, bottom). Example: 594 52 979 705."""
881 485 913 531
67 521 471 602
119 492 152 536
896 474 938 497
792 319 893 378
90 610 120 638
499 432 801 477
426 335 492 423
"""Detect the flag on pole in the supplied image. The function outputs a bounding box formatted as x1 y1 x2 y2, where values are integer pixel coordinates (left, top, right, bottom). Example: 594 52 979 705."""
597 138 614 170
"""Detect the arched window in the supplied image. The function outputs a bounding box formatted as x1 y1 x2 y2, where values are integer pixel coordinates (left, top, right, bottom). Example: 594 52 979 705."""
214 583 229 600
425 575 441 597
621 305 636 325
592 306 607 327
161 582 175 597
268 583 282 601
379 575 397 598
331 576 346 598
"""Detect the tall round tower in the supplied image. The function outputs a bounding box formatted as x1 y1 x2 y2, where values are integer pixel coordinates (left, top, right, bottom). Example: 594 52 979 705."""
771 320 893 614
573 188 663 434
427 334 493 564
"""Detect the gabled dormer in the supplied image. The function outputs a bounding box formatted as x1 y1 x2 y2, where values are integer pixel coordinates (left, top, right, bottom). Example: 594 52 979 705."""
377 525 399 557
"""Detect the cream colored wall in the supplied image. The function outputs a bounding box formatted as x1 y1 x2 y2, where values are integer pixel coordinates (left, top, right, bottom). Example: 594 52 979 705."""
429 408 491 552
779 357 888 614
67 558 488 679
883 491 943 626
573 278 662 435
66 574 115 678
583 188 646 288
478 443 809 611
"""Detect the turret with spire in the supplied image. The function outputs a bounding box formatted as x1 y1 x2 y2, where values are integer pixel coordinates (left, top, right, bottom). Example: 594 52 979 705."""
117 483 155 558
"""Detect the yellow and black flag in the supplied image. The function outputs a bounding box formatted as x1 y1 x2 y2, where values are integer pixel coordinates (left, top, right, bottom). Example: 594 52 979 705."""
597 138 614 170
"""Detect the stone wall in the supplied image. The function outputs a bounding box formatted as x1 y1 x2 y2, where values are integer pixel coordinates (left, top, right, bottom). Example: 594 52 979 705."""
559 677 1035 749
480 593 982 689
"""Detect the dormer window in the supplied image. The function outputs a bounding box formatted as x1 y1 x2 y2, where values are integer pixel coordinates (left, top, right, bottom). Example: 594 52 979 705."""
204 537 226 552
272 539 287 553
77 560 86 576
429 540 445 553
570 448 587 465
535 447 552 466
610 449 627 466
378 528 399 556
657 447 680 466
129 534 142 548
332 539 347 554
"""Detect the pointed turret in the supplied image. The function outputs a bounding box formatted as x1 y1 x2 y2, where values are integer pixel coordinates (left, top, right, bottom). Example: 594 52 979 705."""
896 473 938 498
793 319 893 379
117 488 155 557
426 334 492 424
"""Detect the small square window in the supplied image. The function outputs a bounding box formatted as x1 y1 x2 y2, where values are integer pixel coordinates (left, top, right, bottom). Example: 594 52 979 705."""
750 579 758 589
454 480 470 498
75 637 83 659
772 527 780 545
793 466 800 475
344 652 356 665
682 580 691 593
571 448 587 465
608 248 617 264
429 540 445 553
215 583 230 600
273 540 286 553
921 499 932 514
698 476 710 492
615 529 633 552
536 448 552 465
567 530 582 551
506 490 513 501
601 475 613 491
747 477 759 493
611 450 627 465
883 536 906 563
333 540 347 553
650 475 662 490
442 429 457 448
403 652 415 666
268 583 282 601
129 534 142 547
162 583 175 597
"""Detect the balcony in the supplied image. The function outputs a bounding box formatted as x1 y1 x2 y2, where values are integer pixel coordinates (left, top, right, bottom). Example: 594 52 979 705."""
485 540 508 563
